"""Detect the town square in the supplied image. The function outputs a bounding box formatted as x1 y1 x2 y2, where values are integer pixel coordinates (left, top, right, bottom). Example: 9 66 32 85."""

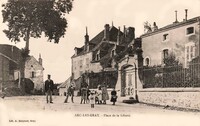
0 0 200 126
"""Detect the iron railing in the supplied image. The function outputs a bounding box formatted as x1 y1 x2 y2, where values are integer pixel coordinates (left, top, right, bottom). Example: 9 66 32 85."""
142 62 200 88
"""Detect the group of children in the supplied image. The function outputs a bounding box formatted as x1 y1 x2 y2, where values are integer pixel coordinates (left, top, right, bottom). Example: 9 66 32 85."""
64 82 118 108
88 88 117 108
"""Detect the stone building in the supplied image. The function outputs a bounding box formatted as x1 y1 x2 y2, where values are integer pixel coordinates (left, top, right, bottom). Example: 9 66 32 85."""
71 24 137 89
137 12 200 110
24 54 44 90
141 12 200 67
0 44 44 93
0 44 22 92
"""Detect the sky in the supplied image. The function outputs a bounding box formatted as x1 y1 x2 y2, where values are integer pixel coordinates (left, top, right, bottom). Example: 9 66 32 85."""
0 0 200 83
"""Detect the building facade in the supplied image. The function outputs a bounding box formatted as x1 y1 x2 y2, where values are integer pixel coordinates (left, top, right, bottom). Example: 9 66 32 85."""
24 55 44 90
71 24 136 89
141 16 200 68
0 44 44 93
138 14 200 109
0 44 22 92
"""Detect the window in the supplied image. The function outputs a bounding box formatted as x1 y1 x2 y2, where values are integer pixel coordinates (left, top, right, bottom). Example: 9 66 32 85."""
186 27 194 35
111 50 115 57
86 58 89 68
96 54 100 61
73 61 76 70
163 49 169 59
79 60 83 68
144 57 150 66
185 42 195 67
163 33 169 41
31 71 35 78
145 58 150 66
162 49 169 64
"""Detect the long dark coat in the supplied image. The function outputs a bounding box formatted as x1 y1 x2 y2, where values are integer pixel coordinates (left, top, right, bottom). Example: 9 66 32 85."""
44 79 54 92
110 90 117 102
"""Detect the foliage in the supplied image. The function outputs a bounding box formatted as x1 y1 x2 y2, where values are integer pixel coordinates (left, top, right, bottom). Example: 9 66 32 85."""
100 57 112 68
143 21 152 33
4 87 25 96
142 63 200 88
113 46 134 62
2 0 73 49
15 78 34 94
163 52 181 66
82 71 118 89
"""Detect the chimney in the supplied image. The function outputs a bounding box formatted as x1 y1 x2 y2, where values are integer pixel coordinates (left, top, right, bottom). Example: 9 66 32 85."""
117 27 121 45
38 53 42 65
84 27 89 51
185 9 188 21
152 22 158 31
126 27 135 41
123 25 126 37
103 24 110 41
174 10 178 23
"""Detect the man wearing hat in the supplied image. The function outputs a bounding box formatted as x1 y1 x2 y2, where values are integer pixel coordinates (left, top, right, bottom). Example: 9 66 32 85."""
45 74 54 103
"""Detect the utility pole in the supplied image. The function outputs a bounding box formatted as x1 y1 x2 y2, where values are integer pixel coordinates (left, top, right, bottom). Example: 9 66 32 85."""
198 17 200 58
0 57 3 92
2 57 4 92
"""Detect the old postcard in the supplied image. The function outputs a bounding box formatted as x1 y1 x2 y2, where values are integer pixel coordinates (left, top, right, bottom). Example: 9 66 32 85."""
0 0 200 126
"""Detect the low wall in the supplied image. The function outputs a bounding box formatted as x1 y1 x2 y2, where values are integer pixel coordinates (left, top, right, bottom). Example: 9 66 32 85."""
138 88 200 110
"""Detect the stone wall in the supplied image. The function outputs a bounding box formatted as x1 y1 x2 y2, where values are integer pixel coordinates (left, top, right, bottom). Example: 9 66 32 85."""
138 88 200 110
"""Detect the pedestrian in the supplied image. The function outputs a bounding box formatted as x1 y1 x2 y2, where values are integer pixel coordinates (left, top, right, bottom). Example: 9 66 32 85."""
80 82 88 104
64 82 75 103
89 91 95 108
102 83 109 104
96 85 102 104
87 88 91 103
110 88 117 105
44 74 54 103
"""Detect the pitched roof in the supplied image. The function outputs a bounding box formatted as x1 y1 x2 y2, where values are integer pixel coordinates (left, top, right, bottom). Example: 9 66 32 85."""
0 44 22 63
58 76 71 88
141 16 200 37
26 56 44 68
72 26 120 58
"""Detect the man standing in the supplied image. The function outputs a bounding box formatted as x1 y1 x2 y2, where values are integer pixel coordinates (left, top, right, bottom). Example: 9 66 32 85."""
64 82 75 103
45 74 54 103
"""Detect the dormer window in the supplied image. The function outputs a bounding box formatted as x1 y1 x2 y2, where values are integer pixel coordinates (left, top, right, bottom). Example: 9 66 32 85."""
96 51 101 61
111 50 115 57
96 54 100 61
186 27 194 35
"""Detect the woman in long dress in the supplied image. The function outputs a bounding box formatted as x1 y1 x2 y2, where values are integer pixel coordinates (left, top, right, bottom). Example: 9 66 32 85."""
102 84 109 104
96 85 102 104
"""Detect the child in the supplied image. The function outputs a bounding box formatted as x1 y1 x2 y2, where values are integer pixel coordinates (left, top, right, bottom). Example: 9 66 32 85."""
89 92 95 108
111 88 117 105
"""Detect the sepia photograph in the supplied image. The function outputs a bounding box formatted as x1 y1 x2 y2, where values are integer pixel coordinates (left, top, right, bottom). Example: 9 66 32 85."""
0 0 200 126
